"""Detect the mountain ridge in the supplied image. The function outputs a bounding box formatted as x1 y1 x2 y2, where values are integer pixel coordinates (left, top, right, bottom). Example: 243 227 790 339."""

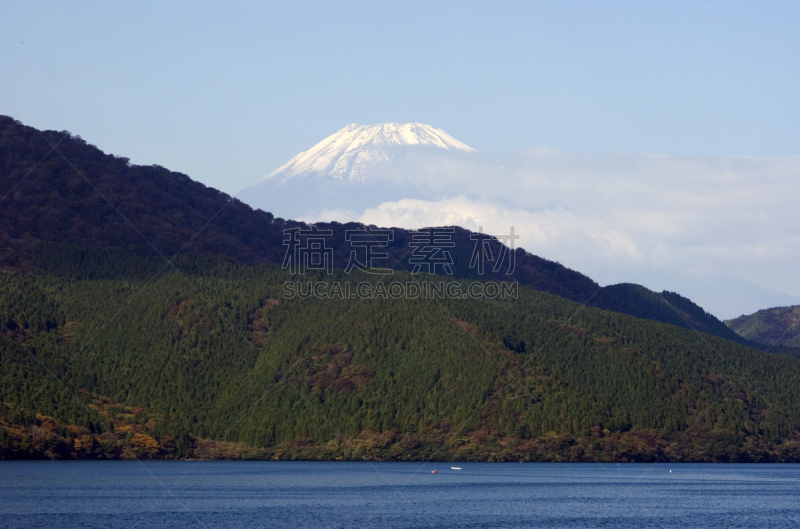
0 114 790 355
726 305 800 348
0 115 592 301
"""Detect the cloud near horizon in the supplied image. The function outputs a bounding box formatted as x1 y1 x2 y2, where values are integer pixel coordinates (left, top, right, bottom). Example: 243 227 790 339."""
295 148 800 319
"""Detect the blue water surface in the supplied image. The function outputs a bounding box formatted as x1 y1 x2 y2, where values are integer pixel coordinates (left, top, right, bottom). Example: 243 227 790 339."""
0 461 798 528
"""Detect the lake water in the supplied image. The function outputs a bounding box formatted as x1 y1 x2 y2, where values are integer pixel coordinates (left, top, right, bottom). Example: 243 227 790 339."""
0 461 798 528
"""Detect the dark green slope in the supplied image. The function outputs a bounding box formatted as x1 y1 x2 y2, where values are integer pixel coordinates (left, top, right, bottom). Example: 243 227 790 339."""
726 305 800 348
0 115 286 270
595 284 746 344
2 246 800 461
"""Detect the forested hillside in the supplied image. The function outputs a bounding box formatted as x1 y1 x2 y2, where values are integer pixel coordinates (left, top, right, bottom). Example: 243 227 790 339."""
726 305 800 348
2 244 799 462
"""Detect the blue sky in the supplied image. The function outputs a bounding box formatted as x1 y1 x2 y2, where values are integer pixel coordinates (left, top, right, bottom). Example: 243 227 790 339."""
2 1 798 193
2 1 799 317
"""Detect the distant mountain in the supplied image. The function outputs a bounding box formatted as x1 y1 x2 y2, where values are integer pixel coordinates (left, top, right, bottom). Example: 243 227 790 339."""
726 306 800 348
241 122 478 219
263 122 475 183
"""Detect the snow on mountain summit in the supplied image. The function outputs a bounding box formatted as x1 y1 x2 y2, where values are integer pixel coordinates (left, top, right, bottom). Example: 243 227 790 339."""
263 122 475 183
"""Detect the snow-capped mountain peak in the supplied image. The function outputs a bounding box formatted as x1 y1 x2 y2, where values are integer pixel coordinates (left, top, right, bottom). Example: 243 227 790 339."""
263 122 475 183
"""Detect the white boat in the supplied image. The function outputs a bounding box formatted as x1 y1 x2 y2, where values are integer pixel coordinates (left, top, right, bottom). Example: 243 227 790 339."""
451 467 462 470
